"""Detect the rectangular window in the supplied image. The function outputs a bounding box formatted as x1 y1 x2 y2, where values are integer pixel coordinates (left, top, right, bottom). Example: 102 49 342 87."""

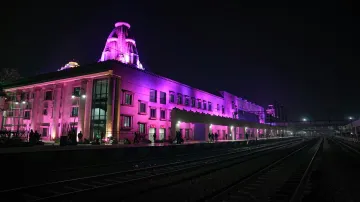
191 97 196 107
139 102 147 114
150 108 156 119
177 94 183 105
123 116 132 128
232 101 235 109
203 101 207 110
20 92 26 100
93 79 109 100
7 111 13 117
139 123 146 134
185 96 189 106
24 111 30 119
208 102 212 111
25 102 32 109
217 104 220 111
43 109 48 115
150 89 157 103
222 105 225 114
160 109 166 120
73 87 81 97
45 91 53 100
197 99 202 109
71 107 79 117
124 92 133 105
169 92 175 103
160 92 166 104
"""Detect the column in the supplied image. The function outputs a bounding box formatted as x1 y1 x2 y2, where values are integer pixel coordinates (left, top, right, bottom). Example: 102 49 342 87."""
83 79 93 140
228 126 234 140
106 76 114 138
31 88 41 132
77 80 87 135
0 96 5 130
51 84 62 139
170 109 177 140
205 124 210 141
113 77 122 140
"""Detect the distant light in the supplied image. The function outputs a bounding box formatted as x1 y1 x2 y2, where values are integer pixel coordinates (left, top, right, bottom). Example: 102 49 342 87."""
81 94 86 98
15 102 19 104
349 116 353 120
71 95 75 99
302 118 307 122
22 101 26 104
230 126 233 129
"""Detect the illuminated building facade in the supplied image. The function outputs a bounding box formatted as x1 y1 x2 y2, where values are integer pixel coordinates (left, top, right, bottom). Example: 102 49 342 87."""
0 22 268 142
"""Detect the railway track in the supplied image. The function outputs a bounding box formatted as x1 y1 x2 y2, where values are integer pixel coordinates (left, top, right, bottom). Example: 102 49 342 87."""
51 138 297 173
198 137 323 202
331 136 360 156
0 139 304 202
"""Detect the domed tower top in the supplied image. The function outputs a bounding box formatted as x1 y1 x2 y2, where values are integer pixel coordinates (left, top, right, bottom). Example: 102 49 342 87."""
58 60 80 71
99 22 144 70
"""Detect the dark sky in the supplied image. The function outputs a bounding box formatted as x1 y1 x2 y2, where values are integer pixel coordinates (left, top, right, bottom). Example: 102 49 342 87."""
0 1 357 121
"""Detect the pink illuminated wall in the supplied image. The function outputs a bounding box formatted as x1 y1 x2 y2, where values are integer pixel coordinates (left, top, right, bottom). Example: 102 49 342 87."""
111 61 266 141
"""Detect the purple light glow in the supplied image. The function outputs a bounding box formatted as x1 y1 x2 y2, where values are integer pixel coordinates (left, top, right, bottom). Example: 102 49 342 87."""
100 21 144 70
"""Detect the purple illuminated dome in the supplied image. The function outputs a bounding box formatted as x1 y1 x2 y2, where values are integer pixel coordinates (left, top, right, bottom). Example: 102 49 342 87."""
99 22 144 70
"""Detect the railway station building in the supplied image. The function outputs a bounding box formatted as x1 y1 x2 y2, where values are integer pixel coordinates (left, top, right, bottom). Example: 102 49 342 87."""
0 22 283 142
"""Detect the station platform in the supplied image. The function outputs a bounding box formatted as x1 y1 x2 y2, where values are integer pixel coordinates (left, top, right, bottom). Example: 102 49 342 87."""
0 137 292 154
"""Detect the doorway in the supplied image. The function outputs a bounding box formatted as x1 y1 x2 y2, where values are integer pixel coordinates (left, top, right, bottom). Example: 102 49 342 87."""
159 128 165 140
42 128 48 137
185 129 190 140
149 127 155 142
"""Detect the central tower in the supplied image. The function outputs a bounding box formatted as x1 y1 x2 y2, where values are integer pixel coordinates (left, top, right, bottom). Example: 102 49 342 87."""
99 22 144 70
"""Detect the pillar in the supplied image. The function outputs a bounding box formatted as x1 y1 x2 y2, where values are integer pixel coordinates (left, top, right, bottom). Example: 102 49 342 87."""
170 109 177 140
113 77 122 140
77 80 87 135
205 124 210 141
0 96 6 130
51 84 62 139
228 126 234 140
106 76 115 138
31 88 41 132
83 79 93 140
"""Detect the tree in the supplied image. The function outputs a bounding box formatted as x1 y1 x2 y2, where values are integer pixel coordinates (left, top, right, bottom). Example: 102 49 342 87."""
0 68 21 84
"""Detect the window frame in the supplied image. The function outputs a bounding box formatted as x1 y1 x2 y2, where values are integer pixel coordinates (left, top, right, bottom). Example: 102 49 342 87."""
169 91 175 103
150 89 157 103
122 90 134 106
160 109 166 120
121 115 133 129
138 101 147 115
160 91 166 104
149 107 157 119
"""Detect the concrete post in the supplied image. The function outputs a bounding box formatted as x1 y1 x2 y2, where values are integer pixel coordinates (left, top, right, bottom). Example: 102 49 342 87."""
77 80 87 135
51 85 62 139
113 77 122 140
106 76 114 138
170 109 177 140
31 88 41 132
83 79 93 140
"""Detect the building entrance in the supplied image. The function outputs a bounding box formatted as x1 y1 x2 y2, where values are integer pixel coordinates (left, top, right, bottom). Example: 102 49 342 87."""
159 128 165 140
149 127 155 142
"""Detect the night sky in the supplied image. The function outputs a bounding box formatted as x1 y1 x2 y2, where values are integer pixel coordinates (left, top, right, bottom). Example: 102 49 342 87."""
0 1 357 121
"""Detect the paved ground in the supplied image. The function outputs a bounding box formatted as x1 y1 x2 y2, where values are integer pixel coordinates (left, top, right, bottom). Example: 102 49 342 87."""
0 137 291 154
